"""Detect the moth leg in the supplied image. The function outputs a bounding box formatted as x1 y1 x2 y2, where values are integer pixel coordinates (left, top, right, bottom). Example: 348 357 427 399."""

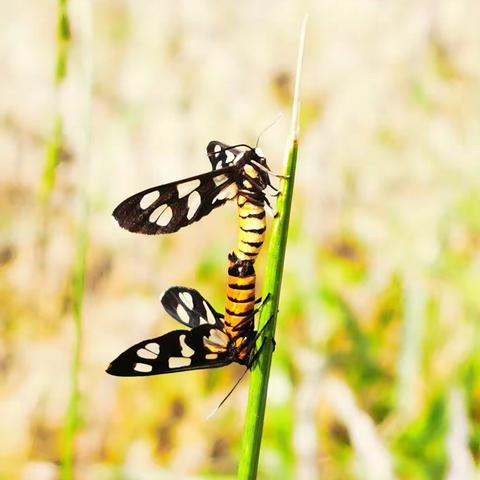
255 314 274 339
251 160 290 180
230 292 273 333
232 294 271 332
237 188 265 207
246 319 276 368
254 292 271 307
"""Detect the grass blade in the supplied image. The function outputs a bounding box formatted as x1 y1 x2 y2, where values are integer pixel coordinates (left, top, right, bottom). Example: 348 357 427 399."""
60 0 93 478
38 0 71 204
237 15 307 479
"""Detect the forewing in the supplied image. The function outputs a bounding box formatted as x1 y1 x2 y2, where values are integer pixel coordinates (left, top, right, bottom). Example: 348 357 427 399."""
106 326 232 376
112 168 238 234
161 287 223 328
207 141 243 170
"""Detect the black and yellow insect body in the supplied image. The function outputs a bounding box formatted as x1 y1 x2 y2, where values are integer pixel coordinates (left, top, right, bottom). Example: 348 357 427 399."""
106 284 260 377
223 254 258 363
112 141 276 237
231 159 270 262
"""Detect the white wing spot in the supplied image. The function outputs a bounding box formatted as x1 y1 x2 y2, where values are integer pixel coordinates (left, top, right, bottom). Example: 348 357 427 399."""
206 353 218 360
157 206 173 226
179 334 195 357
179 292 194 309
203 301 218 325
187 191 201 220
177 179 201 199
140 191 160 209
176 304 191 324
169 357 192 368
216 161 222 169
199 317 207 325
214 144 222 153
134 362 153 373
225 150 235 163
137 348 157 360
213 183 238 203
203 329 229 349
149 204 173 226
145 342 160 355
213 174 229 187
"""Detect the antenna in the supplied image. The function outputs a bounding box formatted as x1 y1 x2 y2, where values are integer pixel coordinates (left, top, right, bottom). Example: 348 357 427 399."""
206 367 250 420
255 113 283 148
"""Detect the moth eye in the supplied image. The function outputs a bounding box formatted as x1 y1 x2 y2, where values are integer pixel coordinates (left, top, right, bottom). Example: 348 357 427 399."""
254 147 264 158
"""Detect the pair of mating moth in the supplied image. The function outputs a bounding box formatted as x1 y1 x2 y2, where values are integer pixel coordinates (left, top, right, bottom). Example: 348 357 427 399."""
107 141 278 378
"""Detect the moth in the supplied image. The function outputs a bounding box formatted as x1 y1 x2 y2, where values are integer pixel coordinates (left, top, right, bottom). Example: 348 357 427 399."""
112 141 278 235
106 285 262 376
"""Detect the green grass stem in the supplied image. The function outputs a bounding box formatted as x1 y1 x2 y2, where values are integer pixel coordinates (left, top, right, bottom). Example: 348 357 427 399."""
237 16 307 479
56 0 71 82
60 222 87 480
60 1 92 478
39 114 63 204
38 0 70 205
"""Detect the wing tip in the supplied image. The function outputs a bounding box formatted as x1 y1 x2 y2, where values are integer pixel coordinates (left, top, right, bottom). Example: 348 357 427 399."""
111 210 122 225
106 362 119 376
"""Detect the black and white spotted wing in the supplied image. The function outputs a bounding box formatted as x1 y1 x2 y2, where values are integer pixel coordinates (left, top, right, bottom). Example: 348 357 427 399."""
206 141 243 170
107 286 245 377
160 286 223 328
106 325 234 376
112 167 239 235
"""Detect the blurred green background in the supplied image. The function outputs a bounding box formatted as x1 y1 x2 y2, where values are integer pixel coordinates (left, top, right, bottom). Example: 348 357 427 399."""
1 1 480 479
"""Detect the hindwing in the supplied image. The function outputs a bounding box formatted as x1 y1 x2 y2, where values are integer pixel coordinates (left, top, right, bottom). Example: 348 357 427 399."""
161 286 223 328
207 141 244 170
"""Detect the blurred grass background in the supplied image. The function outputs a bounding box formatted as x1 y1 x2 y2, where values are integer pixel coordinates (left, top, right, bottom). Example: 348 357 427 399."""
1 1 480 479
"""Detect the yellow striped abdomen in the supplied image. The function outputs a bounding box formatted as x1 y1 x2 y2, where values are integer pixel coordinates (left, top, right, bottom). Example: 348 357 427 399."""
224 255 256 360
233 194 266 262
